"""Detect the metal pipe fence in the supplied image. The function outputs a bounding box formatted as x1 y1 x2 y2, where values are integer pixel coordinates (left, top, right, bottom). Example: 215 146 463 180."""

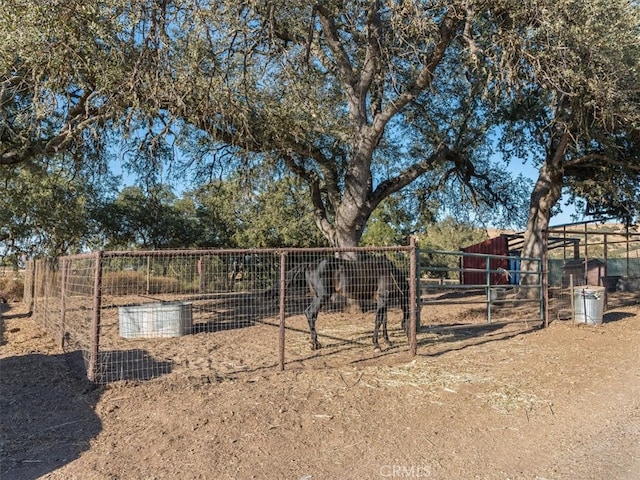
546 226 640 320
417 250 544 328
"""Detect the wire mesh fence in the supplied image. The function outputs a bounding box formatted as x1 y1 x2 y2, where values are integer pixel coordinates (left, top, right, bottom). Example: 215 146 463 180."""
27 247 416 384
23 227 640 385
25 254 101 377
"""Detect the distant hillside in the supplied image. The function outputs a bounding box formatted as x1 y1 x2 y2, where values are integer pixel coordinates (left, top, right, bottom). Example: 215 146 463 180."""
486 228 517 238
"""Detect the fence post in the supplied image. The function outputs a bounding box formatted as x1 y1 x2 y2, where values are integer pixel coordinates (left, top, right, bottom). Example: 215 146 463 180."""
415 242 421 332
626 225 631 277
87 251 104 382
278 252 287 371
32 260 39 315
43 260 50 324
198 257 205 293
146 255 151 295
542 229 549 328
26 260 36 315
409 237 417 356
569 274 575 322
60 258 69 349
486 255 492 324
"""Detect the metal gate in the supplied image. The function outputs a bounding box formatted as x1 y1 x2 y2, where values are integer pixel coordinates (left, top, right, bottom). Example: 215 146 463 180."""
416 249 543 328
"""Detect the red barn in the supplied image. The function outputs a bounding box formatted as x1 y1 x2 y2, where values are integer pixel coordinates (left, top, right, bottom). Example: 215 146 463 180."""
461 236 510 286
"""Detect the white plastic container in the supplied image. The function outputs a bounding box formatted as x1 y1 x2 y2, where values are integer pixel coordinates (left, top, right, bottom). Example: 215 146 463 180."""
119 302 193 338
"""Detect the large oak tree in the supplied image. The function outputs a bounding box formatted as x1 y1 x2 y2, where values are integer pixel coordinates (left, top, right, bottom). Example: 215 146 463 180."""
491 0 640 290
2 0 639 257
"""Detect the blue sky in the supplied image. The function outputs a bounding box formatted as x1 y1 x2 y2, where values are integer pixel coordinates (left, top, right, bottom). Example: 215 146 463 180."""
110 151 585 229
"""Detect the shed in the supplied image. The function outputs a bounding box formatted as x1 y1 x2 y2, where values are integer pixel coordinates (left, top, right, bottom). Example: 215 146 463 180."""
461 236 510 286
561 258 605 287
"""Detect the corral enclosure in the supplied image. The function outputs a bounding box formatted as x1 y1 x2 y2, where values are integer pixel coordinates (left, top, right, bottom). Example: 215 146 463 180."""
26 247 416 383
544 223 640 320
23 225 640 384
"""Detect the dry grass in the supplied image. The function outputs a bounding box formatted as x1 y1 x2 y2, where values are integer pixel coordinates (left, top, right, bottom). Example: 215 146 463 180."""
101 271 182 295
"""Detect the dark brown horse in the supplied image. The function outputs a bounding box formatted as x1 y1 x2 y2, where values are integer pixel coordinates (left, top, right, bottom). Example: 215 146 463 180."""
303 256 409 352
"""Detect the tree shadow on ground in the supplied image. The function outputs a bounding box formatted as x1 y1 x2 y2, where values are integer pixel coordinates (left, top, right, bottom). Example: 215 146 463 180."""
417 321 541 357
0 352 103 480
187 291 310 334
188 290 328 335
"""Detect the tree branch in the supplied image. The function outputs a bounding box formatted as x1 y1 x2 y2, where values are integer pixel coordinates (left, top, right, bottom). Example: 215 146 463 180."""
281 152 337 243
316 6 358 98
373 12 462 134
357 3 383 103
370 144 452 206
1 89 104 165
564 153 640 171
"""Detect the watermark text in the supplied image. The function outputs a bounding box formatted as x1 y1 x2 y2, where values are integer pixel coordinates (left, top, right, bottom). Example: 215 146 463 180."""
379 464 432 478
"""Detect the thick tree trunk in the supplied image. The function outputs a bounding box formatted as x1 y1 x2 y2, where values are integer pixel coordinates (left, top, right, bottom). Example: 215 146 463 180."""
520 162 563 299
333 205 370 248
520 98 571 302
319 134 378 250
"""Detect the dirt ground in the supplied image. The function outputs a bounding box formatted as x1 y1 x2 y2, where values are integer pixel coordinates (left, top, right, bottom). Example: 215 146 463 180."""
1 297 639 480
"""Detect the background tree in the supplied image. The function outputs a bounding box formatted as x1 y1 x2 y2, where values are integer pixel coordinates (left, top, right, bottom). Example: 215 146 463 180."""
0 157 102 260
417 217 489 279
91 185 201 250
186 172 328 248
360 193 424 246
232 175 330 248
485 0 640 288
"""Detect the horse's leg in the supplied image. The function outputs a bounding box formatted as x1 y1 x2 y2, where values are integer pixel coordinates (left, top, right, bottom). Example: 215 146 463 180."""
382 307 391 346
401 298 409 335
304 293 327 350
373 305 390 352
374 287 392 351
377 305 392 348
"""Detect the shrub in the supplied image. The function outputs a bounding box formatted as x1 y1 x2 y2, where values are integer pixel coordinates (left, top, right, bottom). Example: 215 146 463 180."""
0 275 24 302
